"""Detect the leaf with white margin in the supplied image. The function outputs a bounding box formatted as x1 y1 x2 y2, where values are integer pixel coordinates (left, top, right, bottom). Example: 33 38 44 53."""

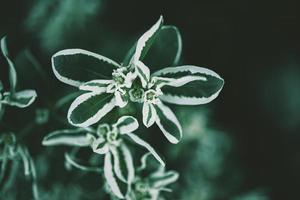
135 60 150 88
52 49 121 87
104 151 125 199
115 90 128 108
126 133 165 167
88 134 109 155
143 25 182 71
42 128 90 146
153 65 224 105
115 116 139 134
132 16 164 63
68 91 115 127
79 80 112 92
142 102 157 127
2 90 37 108
110 144 134 184
149 170 179 189
1 36 17 92
64 152 102 173
154 102 182 144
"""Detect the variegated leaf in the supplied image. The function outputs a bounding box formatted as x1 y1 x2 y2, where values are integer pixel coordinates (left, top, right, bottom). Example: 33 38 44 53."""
143 25 182 71
115 116 139 134
52 49 120 87
110 144 134 184
154 102 182 144
64 152 102 172
42 128 90 146
2 90 37 108
153 65 224 105
132 16 164 63
126 133 165 167
1 36 17 92
149 170 179 189
79 80 112 92
135 61 150 88
142 102 157 127
104 152 125 199
68 91 115 127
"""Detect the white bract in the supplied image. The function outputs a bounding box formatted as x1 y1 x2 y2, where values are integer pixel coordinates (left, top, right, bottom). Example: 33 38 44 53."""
0 133 39 199
51 16 224 144
43 116 165 199
0 37 37 111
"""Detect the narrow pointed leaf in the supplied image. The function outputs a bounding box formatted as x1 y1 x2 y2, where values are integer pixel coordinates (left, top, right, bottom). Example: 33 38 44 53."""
142 102 157 127
143 25 182 71
1 37 17 92
150 171 179 188
52 49 120 87
115 116 139 134
132 16 164 62
68 91 115 127
154 65 224 105
79 80 112 92
154 102 182 144
135 61 150 88
126 133 165 167
104 152 124 199
2 90 37 108
64 152 102 172
42 128 90 146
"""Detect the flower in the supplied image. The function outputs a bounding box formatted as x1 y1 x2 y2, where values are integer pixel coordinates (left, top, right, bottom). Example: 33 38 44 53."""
0 133 39 199
0 37 37 111
126 153 179 200
51 16 224 144
43 116 165 199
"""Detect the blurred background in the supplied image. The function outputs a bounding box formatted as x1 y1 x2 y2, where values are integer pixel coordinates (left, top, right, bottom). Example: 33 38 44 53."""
1 0 300 199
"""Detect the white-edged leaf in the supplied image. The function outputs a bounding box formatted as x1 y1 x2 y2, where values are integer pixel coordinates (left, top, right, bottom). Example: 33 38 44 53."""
1 36 17 92
52 49 120 87
104 152 125 199
42 128 90 146
153 65 224 105
142 102 157 127
2 90 37 108
79 80 112 92
150 170 179 189
132 16 164 63
88 134 109 155
115 116 139 134
68 91 115 127
154 102 182 144
143 25 182 71
115 90 128 108
110 144 134 184
64 152 102 172
126 133 165 167
135 61 150 88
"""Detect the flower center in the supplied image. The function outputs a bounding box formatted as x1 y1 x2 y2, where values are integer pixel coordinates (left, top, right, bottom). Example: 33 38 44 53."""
144 89 160 103
129 87 144 102
106 130 118 144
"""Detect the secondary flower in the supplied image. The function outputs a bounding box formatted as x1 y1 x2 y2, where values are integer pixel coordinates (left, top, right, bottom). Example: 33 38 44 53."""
126 153 179 200
43 116 164 199
0 37 37 111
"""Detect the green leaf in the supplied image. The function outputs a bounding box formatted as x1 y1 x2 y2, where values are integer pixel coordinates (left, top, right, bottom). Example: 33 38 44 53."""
1 36 17 93
142 102 157 128
114 116 139 134
104 151 125 199
79 79 112 92
2 90 37 108
110 144 134 184
132 16 164 63
42 128 90 146
126 133 165 167
153 65 224 105
52 49 120 87
68 91 115 127
64 152 102 172
154 102 182 144
143 25 182 71
149 170 179 189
